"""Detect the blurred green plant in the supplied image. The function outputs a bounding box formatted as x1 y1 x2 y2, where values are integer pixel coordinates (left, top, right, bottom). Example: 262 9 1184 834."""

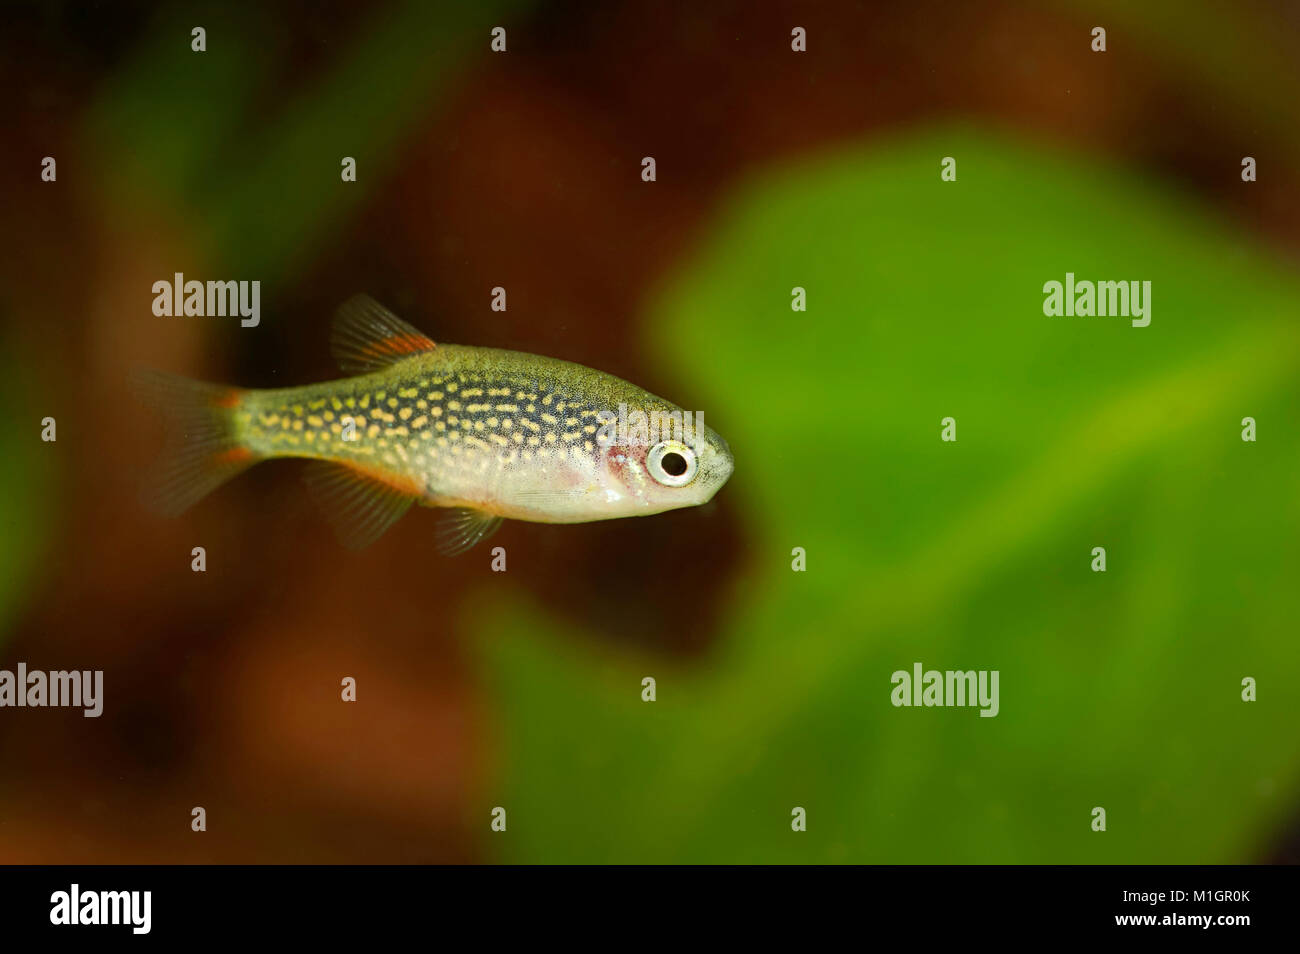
0 331 54 645
470 127 1300 862
85 0 532 282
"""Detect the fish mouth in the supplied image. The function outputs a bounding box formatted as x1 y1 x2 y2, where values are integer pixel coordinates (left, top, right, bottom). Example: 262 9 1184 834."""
712 437 735 485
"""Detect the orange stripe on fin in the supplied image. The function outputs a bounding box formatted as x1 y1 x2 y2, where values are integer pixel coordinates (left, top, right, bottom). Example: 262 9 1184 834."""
214 446 254 465
330 460 423 497
362 333 435 357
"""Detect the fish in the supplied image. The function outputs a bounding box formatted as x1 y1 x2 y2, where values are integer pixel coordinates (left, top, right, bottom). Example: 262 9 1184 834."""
135 295 734 554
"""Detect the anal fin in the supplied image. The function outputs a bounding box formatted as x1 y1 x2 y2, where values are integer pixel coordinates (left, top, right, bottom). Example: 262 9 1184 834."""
303 461 417 549
436 507 503 556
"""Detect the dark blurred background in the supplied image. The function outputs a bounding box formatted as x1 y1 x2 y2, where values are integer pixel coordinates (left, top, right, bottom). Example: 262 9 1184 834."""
1 0 1299 863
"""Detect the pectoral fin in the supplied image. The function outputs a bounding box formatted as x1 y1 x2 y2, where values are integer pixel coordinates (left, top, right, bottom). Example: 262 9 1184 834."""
436 507 503 556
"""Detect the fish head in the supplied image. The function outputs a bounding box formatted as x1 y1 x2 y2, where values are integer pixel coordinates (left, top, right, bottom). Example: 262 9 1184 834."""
483 362 734 524
591 401 734 518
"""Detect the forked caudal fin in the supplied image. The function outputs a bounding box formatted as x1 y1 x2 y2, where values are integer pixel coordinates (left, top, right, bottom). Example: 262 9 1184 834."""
131 369 257 516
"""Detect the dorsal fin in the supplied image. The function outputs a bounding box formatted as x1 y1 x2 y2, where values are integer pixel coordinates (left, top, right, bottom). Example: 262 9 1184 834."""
331 295 436 374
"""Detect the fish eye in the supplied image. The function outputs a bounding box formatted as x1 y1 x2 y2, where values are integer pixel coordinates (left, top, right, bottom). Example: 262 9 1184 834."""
647 441 697 487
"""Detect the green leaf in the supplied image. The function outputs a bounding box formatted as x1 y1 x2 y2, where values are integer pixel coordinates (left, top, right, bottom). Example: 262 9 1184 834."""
472 127 1300 862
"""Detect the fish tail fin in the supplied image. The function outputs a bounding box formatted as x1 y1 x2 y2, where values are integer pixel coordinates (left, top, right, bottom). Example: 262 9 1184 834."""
131 369 258 516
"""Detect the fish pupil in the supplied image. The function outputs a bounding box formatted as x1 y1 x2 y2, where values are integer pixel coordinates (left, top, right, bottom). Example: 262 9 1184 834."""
661 452 688 477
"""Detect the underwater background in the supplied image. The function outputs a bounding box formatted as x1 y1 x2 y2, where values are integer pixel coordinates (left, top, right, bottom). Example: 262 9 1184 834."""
1 0 1298 863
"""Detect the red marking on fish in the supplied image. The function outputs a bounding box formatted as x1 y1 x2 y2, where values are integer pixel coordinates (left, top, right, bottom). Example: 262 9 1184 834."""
363 333 435 358
215 446 254 464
